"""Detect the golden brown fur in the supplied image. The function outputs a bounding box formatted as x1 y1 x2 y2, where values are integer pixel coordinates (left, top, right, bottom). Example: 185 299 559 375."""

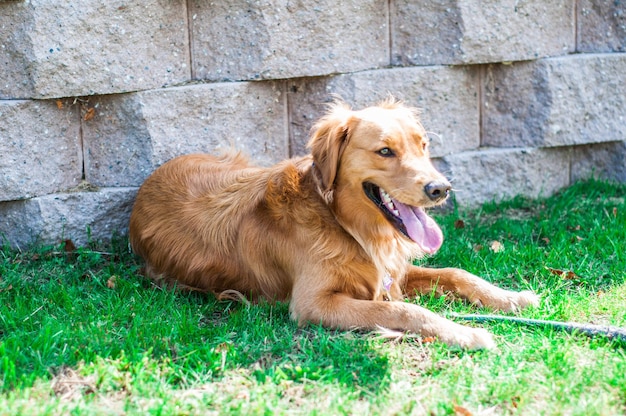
129 99 538 349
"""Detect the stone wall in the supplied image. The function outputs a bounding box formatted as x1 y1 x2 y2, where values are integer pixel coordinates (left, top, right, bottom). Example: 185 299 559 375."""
1 0 625 247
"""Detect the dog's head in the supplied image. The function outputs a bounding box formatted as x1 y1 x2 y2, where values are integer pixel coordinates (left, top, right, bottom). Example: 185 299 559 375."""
308 98 450 255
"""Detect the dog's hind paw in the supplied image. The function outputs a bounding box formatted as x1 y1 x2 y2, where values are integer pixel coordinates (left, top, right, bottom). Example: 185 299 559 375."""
438 325 496 350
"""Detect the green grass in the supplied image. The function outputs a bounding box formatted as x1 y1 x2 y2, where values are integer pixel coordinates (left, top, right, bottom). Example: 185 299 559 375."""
1 179 625 415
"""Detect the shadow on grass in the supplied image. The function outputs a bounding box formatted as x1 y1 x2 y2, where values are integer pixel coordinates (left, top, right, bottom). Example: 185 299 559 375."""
3 179 624 396
0 244 390 395
207 299 391 393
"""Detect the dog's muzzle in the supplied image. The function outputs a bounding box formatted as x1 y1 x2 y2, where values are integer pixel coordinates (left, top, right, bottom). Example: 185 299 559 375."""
424 181 451 203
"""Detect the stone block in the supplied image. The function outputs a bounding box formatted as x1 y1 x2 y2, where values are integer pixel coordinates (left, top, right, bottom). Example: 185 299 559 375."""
571 141 626 183
287 66 480 158
189 0 389 81
0 0 189 99
82 82 287 187
0 188 138 248
482 54 626 148
578 0 626 52
0 99 82 201
440 147 571 207
391 0 574 66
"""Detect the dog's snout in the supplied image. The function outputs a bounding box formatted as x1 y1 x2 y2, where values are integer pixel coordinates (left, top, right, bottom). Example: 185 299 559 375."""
424 181 451 202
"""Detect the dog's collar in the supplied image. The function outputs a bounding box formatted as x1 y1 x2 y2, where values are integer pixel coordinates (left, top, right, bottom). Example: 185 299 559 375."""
382 272 393 301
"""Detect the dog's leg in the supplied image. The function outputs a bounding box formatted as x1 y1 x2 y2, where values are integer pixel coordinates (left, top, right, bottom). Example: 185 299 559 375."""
290 293 495 349
404 266 539 312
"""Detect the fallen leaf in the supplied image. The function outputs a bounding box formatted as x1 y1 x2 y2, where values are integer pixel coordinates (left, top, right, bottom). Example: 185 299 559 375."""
546 267 580 280
63 239 77 254
473 244 483 252
613 207 618 217
84 107 95 121
541 237 550 244
0 284 12 293
510 396 520 409
453 404 473 416
454 219 466 229
106 275 117 289
55 99 64 109
214 342 231 353
422 336 436 343
490 240 504 253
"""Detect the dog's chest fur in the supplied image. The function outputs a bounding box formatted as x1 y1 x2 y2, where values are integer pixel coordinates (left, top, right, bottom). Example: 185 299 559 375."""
253 160 412 302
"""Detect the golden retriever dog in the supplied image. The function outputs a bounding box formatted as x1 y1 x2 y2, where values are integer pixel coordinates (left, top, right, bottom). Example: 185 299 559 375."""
129 99 538 349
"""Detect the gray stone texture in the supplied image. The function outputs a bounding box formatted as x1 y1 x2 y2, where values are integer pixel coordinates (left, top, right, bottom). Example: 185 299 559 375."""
482 54 626 148
189 0 389 81
578 0 626 52
287 66 480 158
0 0 190 99
0 99 82 201
391 0 574 66
441 148 571 207
0 188 137 248
0 0 625 248
82 82 287 187
571 141 626 183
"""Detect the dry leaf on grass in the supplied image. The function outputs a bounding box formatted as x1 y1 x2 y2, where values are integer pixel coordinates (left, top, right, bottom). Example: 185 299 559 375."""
106 275 117 289
107 275 117 289
52 367 96 400
63 239 77 253
546 267 580 280
453 404 473 416
490 240 504 253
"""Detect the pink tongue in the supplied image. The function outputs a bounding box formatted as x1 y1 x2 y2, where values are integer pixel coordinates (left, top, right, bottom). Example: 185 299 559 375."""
393 199 443 254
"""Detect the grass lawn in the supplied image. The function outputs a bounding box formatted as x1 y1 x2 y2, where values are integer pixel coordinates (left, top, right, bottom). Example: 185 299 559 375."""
1 179 625 415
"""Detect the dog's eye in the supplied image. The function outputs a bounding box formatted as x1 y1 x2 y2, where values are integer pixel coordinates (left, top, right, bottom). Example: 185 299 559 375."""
377 147 395 157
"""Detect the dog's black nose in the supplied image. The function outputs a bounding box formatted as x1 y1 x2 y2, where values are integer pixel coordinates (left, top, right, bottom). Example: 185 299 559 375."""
424 181 451 202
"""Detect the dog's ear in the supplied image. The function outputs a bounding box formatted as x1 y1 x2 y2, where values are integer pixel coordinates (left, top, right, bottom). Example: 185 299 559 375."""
307 103 354 198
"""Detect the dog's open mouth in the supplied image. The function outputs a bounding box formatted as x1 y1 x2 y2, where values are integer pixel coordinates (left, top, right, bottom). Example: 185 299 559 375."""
363 182 443 254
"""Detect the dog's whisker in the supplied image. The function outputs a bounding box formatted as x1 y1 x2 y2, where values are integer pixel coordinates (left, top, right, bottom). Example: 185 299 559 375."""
425 130 443 145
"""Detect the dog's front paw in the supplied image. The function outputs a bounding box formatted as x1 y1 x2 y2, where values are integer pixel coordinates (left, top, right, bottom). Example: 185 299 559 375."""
515 290 540 309
472 287 539 313
455 327 496 350
494 289 539 313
